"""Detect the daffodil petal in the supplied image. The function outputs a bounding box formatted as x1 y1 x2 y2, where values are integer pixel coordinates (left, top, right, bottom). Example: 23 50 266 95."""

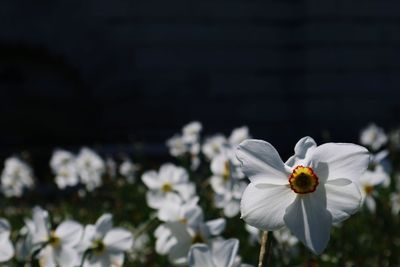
325 182 362 224
286 136 317 167
103 228 133 252
310 143 370 182
283 190 332 255
212 238 239 267
241 183 295 230
188 244 215 267
236 140 290 185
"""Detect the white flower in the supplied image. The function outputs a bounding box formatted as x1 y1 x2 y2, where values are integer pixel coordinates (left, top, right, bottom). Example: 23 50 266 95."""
360 123 387 151
29 207 83 267
273 227 298 247
209 149 246 217
157 194 202 226
202 135 228 160
79 214 133 267
188 238 249 267
236 136 369 254
182 121 202 144
119 159 139 184
166 122 202 170
167 135 188 157
154 207 226 265
1 157 34 197
76 148 105 191
142 163 195 209
50 150 79 189
0 219 14 262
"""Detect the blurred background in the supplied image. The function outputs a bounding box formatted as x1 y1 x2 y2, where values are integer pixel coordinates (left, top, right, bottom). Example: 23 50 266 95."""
0 0 399 164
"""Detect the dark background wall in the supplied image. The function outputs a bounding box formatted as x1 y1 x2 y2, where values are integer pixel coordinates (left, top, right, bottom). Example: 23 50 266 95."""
0 0 399 160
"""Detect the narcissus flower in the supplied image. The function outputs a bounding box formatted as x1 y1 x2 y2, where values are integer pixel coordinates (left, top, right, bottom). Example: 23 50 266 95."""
237 136 369 254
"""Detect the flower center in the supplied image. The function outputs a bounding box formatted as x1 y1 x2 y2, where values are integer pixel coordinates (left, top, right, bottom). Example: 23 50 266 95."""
161 182 173 193
192 233 205 244
49 231 61 248
222 161 231 181
364 185 374 195
289 166 319 194
92 239 106 255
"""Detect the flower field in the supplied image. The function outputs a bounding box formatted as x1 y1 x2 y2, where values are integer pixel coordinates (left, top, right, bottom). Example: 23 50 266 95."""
0 122 399 267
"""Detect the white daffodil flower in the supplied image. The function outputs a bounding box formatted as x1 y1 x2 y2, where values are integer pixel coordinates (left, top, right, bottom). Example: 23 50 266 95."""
29 207 83 267
142 163 195 209
188 238 251 267
202 135 227 161
237 136 369 254
79 214 133 267
154 205 226 266
360 123 388 151
209 149 246 217
1 157 34 197
157 194 202 226
0 219 14 262
119 159 139 184
50 150 79 189
182 121 202 144
76 148 105 191
166 122 202 170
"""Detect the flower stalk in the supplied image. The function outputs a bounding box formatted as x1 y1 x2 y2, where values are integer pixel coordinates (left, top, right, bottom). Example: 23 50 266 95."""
258 231 269 267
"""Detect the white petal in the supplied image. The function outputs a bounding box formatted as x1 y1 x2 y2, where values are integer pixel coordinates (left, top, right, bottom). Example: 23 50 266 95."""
205 218 226 236
309 143 370 182
141 170 161 189
0 237 14 262
103 228 133 252
283 190 332 255
365 196 376 213
241 183 295 230
95 214 113 238
55 220 83 246
54 247 78 267
236 140 290 185
223 200 241 218
212 238 239 267
188 244 215 267
285 136 317 167
325 181 362 224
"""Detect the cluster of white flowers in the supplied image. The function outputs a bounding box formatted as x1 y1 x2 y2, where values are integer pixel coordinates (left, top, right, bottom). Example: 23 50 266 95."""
1 121 400 266
167 121 203 170
13 207 133 267
1 157 34 197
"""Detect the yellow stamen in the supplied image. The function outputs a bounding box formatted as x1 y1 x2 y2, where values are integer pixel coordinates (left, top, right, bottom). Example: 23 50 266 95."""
289 166 319 194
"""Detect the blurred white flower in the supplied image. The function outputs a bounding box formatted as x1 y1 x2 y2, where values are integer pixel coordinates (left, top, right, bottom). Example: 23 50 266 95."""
202 135 227 161
166 121 202 170
76 148 105 191
182 121 202 144
360 123 387 151
359 151 391 213
273 227 298 247
0 219 14 262
1 157 34 197
28 207 83 267
155 206 226 265
128 231 150 263
119 159 139 184
237 136 369 254
142 163 196 209
209 149 246 218
50 150 79 189
188 238 251 267
79 214 133 267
